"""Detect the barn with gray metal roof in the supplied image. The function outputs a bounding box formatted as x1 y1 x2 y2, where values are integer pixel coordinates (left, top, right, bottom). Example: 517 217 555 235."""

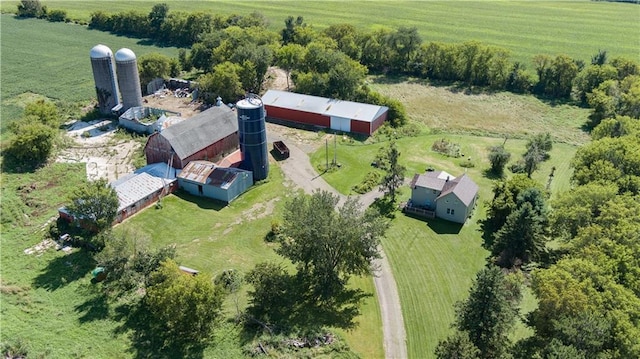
144 105 239 169
261 90 388 135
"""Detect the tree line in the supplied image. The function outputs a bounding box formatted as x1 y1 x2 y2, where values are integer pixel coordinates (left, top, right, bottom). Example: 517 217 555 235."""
17 1 640 129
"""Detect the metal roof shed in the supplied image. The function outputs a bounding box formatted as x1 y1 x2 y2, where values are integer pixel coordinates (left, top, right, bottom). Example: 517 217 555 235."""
261 90 388 135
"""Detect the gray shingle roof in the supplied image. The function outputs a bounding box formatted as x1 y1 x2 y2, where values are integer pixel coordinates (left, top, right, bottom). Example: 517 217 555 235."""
160 106 237 160
436 174 478 206
262 90 388 123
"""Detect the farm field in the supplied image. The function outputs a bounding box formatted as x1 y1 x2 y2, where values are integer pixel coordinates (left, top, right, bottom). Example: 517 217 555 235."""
2 0 638 67
0 2 613 357
370 77 592 146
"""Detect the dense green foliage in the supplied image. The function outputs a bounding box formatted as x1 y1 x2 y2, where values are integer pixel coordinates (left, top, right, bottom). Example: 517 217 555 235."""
439 266 521 359
144 260 224 349
65 178 118 232
376 141 406 202
278 191 386 299
487 145 511 176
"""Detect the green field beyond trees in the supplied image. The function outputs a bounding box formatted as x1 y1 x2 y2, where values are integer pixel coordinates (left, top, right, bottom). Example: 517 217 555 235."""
2 0 638 66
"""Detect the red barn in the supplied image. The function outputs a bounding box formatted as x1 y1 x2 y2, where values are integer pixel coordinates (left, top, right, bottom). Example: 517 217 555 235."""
261 90 388 136
144 105 238 169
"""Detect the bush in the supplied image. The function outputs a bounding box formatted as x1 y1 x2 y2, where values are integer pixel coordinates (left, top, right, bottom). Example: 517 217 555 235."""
352 171 381 194
46 9 67 22
431 138 461 158
459 158 475 168
509 160 527 174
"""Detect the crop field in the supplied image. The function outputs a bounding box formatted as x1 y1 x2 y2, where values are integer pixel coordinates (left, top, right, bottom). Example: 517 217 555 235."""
2 0 638 66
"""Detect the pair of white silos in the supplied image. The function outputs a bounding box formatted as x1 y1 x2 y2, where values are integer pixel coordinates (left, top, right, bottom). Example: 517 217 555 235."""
90 44 143 114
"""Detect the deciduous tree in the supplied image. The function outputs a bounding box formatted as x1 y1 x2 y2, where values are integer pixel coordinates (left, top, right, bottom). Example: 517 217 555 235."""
278 190 387 299
487 145 511 176
66 178 118 232
144 260 224 347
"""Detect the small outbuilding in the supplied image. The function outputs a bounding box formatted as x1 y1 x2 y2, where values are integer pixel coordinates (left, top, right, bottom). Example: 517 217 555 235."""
261 90 388 136
144 105 239 169
177 160 253 203
407 170 479 224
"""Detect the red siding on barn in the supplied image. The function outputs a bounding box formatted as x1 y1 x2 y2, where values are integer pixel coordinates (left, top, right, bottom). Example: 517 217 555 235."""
144 132 238 169
179 134 239 168
265 105 330 128
371 111 388 134
144 132 174 166
350 120 371 135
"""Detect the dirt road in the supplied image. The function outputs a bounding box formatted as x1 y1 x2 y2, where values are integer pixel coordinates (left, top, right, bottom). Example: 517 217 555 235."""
268 128 408 359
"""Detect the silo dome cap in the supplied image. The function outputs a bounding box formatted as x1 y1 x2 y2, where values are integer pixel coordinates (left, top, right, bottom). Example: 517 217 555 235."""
90 44 113 58
115 48 137 62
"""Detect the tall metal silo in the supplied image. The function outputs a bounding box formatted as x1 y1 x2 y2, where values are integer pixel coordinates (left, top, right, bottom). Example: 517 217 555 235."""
115 48 143 112
90 44 120 115
236 94 269 181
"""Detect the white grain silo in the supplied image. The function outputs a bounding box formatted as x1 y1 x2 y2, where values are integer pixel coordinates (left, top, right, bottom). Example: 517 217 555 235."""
115 48 143 112
90 44 120 115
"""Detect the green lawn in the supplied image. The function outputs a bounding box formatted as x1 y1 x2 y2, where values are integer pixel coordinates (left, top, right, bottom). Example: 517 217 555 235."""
115 164 384 358
3 0 637 66
0 162 383 358
310 133 577 357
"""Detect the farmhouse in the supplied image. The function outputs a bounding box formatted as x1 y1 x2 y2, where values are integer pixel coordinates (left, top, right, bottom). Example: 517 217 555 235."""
406 170 479 224
177 160 253 203
144 105 238 169
261 90 388 136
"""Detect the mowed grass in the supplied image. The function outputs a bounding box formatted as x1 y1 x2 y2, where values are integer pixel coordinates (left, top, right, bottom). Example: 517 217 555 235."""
4 0 638 66
310 133 577 358
0 160 383 358
114 163 384 358
0 14 179 132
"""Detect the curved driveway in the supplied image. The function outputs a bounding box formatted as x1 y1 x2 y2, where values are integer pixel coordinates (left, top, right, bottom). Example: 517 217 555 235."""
268 130 408 359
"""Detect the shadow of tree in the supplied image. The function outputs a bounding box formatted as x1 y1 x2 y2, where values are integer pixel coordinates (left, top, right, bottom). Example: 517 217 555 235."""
74 286 110 323
370 196 397 219
32 250 95 291
482 168 505 180
242 270 368 343
113 302 207 359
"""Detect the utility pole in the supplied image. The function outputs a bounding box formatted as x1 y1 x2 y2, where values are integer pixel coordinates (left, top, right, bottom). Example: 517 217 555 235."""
325 138 329 170
333 134 337 166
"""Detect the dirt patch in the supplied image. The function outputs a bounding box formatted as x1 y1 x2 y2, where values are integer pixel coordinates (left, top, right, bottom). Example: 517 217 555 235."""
142 89 203 118
264 67 290 91
223 198 280 235
56 119 141 182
